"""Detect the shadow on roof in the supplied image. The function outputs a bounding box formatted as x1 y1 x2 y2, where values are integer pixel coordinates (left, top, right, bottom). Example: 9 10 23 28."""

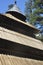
0 38 43 61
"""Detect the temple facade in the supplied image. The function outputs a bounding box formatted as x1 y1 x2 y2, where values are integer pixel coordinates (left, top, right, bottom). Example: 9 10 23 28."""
0 1 43 65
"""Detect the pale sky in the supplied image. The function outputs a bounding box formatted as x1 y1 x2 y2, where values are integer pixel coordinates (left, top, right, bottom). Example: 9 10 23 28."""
0 0 26 14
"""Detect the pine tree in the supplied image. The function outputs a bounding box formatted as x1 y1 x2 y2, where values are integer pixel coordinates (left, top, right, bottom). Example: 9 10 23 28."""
25 0 43 25
25 0 43 41
32 0 43 41
31 0 43 25
25 0 32 22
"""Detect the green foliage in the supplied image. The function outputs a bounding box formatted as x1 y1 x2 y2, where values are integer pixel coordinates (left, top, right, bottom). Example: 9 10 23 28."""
25 0 43 41
33 0 43 8
33 8 43 14
40 20 43 24
25 0 32 22
29 13 36 24
25 0 43 24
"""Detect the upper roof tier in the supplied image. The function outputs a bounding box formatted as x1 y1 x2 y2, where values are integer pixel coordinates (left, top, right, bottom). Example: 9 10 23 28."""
6 1 26 21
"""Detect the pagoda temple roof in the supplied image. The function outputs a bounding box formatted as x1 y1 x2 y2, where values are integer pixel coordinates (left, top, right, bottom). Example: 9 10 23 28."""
0 13 40 33
6 1 26 21
7 3 21 14
0 54 43 65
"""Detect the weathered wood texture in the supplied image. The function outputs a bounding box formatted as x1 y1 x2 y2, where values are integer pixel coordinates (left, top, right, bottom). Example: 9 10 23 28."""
0 13 39 33
1 14 38 29
0 13 43 65
0 54 43 65
0 27 43 50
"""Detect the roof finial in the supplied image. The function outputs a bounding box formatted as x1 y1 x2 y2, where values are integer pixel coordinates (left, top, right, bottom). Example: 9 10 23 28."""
15 0 17 4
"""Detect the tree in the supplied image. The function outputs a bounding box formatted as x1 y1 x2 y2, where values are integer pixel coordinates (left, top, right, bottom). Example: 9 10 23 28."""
35 23 43 41
25 0 43 41
31 0 43 41
25 0 32 22
31 0 43 25
25 0 43 24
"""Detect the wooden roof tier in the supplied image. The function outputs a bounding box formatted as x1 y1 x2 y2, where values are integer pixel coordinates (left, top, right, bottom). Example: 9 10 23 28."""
0 1 43 65
0 13 43 65
6 2 26 21
0 54 43 65
0 13 40 33
0 27 43 50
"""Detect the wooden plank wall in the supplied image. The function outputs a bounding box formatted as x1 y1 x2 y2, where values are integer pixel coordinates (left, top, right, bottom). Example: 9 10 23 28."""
0 27 43 50
0 54 43 65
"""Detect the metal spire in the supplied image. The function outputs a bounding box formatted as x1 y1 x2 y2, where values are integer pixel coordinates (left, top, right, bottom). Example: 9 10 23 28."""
15 1 17 4
6 0 26 21
14 0 17 4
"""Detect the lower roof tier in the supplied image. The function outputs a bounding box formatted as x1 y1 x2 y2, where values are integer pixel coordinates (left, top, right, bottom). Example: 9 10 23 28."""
0 54 43 65
0 14 40 38
0 27 43 50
